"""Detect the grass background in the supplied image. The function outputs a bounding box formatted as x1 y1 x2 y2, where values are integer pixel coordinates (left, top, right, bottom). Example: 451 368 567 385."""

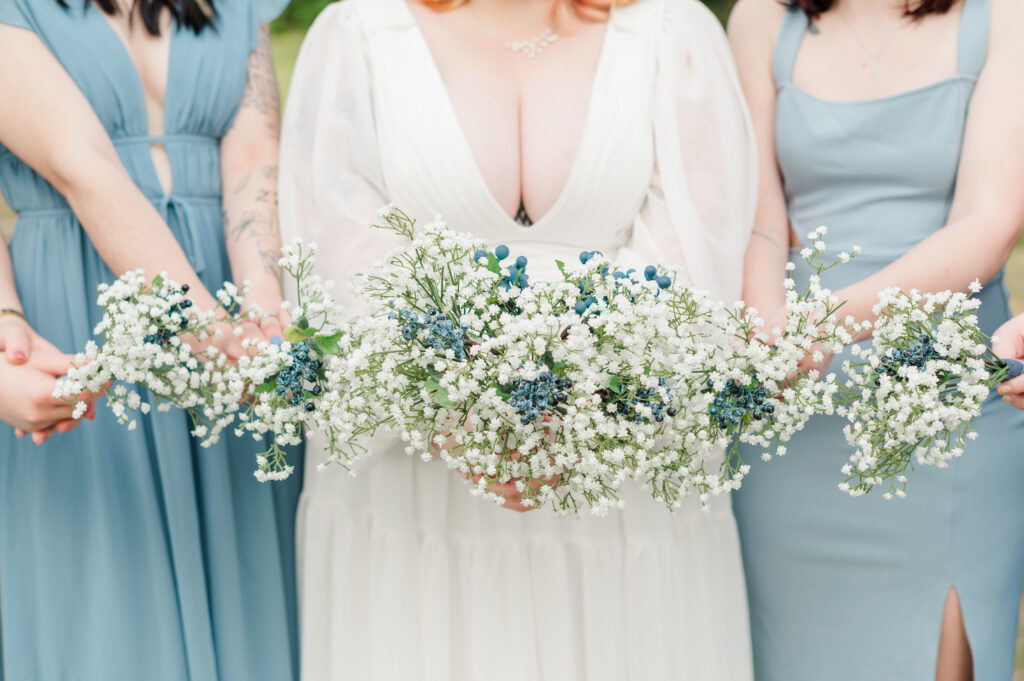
1 3 1022 673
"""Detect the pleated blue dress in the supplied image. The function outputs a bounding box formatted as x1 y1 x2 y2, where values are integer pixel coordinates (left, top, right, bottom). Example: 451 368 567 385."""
0 2 302 680
732 1 1024 679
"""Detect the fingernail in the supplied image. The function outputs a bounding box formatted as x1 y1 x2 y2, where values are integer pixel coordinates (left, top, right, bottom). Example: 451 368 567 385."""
270 336 282 346
12 351 25 363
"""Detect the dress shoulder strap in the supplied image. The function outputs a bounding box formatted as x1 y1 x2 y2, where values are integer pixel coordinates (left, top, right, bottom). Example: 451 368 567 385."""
957 0 992 77
772 7 810 86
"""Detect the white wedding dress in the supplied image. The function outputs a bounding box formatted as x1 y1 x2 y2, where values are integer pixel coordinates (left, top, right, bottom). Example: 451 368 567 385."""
279 0 757 678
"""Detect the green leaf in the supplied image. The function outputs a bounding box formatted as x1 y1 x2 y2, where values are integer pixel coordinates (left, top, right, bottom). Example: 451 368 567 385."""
301 327 319 338
555 260 566 278
255 380 277 394
297 316 310 330
282 326 305 344
485 252 502 275
425 376 457 408
312 330 344 357
607 376 624 393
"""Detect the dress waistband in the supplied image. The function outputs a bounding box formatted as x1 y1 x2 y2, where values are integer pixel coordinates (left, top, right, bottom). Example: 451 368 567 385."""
16 193 221 218
0 133 219 166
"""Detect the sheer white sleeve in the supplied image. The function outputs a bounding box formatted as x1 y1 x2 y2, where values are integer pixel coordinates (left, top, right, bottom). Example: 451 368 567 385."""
625 0 757 304
278 4 404 315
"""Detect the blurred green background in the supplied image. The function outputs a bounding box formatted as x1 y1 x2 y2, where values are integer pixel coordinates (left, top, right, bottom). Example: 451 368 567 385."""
0 4 1022 671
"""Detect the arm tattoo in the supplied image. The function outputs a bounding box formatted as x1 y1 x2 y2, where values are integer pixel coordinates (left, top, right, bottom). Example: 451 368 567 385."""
223 167 281 279
239 26 280 135
223 26 283 283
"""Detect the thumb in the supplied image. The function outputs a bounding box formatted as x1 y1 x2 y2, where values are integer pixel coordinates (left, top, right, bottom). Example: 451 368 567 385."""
992 317 1024 360
0 324 31 365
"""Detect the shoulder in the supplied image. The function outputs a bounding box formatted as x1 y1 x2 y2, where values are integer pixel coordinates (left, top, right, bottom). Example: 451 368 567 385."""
727 0 788 47
726 0 789 73
989 0 1024 62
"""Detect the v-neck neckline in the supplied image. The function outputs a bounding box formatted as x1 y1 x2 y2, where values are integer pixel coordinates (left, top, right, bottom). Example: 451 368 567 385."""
89 3 177 134
399 0 617 234
87 1 177 192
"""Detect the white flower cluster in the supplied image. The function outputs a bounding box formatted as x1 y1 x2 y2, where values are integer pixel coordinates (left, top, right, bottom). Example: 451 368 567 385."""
296 215 863 515
838 283 1001 498
53 271 247 442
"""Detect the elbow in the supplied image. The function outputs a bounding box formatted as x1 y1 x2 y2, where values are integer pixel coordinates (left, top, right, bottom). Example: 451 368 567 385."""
221 134 278 180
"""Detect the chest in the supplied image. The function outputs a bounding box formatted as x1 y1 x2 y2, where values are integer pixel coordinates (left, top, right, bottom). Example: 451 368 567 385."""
27 0 252 137
405 2 619 219
791 9 961 103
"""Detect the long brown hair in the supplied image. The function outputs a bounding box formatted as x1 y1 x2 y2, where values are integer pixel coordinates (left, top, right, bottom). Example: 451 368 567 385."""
418 0 636 22
786 0 958 21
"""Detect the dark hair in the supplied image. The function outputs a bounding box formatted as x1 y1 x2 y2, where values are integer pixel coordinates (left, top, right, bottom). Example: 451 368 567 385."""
786 0 958 21
57 0 217 35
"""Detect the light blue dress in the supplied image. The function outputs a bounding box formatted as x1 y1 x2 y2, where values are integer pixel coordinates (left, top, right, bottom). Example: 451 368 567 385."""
0 2 302 680
732 1 1024 679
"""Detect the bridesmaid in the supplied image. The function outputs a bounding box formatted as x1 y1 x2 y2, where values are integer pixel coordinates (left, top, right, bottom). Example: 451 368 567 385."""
729 0 1024 678
0 1 302 680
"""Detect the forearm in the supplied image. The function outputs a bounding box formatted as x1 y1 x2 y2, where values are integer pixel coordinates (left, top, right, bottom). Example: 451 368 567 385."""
221 25 283 309
742 228 790 313
837 213 1021 338
61 156 218 311
221 145 282 307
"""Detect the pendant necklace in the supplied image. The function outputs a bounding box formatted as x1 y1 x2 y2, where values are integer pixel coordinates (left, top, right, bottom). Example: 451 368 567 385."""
837 10 909 76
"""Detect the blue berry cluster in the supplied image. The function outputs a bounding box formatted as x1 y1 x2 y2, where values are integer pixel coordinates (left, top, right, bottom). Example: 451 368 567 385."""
508 371 573 425
275 341 322 411
877 334 943 384
144 284 193 346
707 378 774 432
572 252 671 316
474 245 530 291
606 377 677 424
390 308 470 360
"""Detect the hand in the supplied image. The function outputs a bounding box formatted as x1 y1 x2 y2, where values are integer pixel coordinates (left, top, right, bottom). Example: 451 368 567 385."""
213 301 291 362
993 314 1024 410
442 414 559 513
756 306 835 378
0 350 100 444
0 313 61 365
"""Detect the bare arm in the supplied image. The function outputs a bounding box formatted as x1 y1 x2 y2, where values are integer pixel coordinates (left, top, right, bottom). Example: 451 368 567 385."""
828 0 1024 334
0 26 219 312
730 0 792 318
220 25 285 329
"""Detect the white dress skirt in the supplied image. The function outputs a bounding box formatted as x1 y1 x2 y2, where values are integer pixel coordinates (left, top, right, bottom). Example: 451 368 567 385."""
279 0 758 678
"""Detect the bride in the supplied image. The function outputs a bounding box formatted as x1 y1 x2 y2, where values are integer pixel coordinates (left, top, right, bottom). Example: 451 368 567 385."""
279 0 756 678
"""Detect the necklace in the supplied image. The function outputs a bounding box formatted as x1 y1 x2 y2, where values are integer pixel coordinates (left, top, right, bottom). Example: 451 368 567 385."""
837 9 909 75
471 6 559 59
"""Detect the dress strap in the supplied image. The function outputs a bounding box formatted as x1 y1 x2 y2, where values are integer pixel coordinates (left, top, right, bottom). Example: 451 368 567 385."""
957 0 992 77
772 7 810 86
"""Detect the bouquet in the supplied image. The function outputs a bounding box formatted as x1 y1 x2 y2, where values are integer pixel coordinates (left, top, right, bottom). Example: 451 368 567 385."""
55 207 1017 510
837 282 1022 498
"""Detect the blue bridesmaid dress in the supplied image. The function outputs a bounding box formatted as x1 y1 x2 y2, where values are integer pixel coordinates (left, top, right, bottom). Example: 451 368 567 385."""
0 1 302 680
732 1 1024 679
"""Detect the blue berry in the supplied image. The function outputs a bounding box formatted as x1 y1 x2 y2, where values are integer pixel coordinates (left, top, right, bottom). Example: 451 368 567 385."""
656 275 672 290
495 245 510 261
474 249 488 262
644 265 657 281
579 251 592 264
515 255 528 268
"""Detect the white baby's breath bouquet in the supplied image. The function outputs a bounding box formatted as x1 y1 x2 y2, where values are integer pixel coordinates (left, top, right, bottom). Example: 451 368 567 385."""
837 282 1022 498
53 270 249 443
